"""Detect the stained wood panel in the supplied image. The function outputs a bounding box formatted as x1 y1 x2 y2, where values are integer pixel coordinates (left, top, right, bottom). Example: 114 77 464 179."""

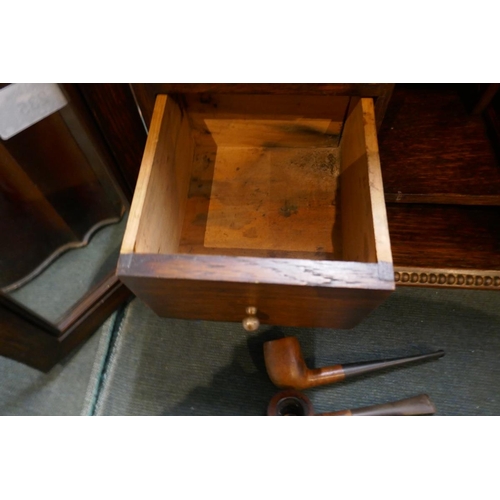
118 254 393 329
379 85 500 205
76 83 148 200
387 204 500 270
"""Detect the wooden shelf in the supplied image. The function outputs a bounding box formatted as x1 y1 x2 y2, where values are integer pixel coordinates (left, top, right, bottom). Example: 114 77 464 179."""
379 85 500 205
387 204 500 270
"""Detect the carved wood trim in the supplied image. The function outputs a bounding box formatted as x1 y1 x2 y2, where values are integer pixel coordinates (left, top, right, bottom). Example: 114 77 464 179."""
395 267 500 290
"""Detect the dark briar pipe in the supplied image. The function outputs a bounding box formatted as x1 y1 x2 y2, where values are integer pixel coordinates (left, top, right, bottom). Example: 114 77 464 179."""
267 390 437 416
263 337 445 390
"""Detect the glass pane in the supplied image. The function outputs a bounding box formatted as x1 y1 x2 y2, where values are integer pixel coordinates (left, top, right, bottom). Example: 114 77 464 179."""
8 213 127 324
0 83 127 325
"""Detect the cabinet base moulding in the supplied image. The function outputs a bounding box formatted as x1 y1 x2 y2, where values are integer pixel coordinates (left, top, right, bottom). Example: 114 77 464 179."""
394 267 500 290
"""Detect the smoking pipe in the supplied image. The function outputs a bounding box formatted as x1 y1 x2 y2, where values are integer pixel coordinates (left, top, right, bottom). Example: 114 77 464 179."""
264 337 445 390
267 389 436 416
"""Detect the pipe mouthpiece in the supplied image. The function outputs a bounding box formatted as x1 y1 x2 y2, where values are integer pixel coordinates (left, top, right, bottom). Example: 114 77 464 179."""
342 350 445 380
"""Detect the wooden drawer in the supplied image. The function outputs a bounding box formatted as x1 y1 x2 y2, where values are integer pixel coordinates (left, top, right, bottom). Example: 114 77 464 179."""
118 93 394 328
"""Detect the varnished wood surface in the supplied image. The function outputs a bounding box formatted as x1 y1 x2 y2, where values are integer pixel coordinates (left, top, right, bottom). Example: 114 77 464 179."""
379 85 500 205
140 83 393 95
264 336 443 390
118 256 393 329
76 84 147 201
472 84 500 115
0 299 61 371
0 276 131 371
388 204 500 270
320 394 436 416
182 93 350 119
485 92 500 161
264 337 345 390
57 277 131 358
119 253 394 289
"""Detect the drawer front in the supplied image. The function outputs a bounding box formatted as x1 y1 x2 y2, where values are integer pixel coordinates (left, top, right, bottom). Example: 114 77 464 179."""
120 275 392 329
118 254 394 329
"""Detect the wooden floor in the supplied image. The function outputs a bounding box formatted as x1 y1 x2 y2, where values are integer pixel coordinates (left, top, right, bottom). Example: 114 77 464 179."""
378 85 500 273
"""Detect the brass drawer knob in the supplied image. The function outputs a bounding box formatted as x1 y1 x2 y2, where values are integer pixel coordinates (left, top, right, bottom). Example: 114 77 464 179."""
242 306 260 331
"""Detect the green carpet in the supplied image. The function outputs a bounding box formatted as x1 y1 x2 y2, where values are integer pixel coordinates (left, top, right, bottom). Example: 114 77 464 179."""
0 312 116 416
94 287 500 416
1 285 499 416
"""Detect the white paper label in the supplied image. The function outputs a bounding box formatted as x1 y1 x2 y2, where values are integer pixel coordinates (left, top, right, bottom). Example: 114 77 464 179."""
0 83 68 140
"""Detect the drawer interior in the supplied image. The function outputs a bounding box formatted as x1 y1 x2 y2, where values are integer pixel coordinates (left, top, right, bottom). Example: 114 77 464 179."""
182 129 342 261
122 93 390 268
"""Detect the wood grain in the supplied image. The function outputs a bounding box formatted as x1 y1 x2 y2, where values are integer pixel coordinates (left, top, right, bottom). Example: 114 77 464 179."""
471 84 500 115
204 146 340 255
485 92 500 161
183 93 350 119
379 85 500 205
118 254 393 329
178 146 338 260
119 91 396 329
340 98 392 266
131 84 394 131
199 119 341 148
387 204 500 270
121 95 195 254
119 253 394 289
183 94 348 148
76 84 148 201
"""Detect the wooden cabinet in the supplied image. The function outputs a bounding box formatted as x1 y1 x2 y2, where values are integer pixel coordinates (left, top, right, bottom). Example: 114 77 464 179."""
118 89 395 328
10 83 497 370
0 84 146 371
378 84 500 290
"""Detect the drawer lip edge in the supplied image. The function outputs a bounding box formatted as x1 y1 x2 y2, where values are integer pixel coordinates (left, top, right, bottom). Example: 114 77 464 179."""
118 253 394 291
